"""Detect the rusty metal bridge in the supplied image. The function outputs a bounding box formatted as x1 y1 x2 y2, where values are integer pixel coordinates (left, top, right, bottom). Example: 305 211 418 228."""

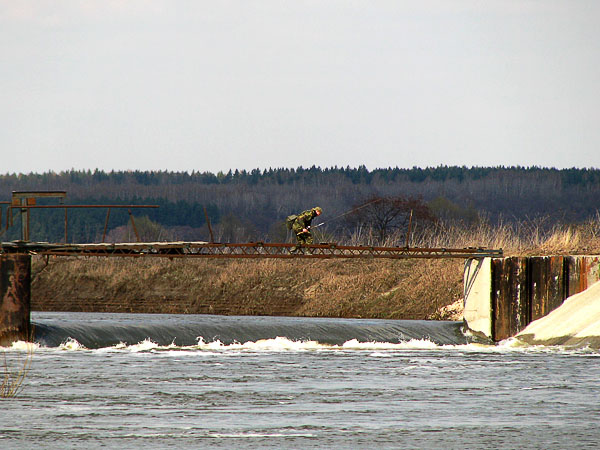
0 240 502 259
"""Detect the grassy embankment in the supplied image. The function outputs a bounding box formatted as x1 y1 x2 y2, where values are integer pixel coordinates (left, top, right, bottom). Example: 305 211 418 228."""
31 218 600 320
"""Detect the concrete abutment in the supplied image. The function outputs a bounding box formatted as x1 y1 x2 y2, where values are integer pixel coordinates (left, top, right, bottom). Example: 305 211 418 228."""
464 256 600 341
0 254 31 346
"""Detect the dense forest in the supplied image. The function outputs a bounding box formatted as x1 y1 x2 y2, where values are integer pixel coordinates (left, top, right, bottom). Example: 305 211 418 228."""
1 166 599 243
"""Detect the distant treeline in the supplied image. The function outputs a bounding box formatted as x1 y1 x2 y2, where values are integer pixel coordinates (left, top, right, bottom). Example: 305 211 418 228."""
1 166 599 243
3 165 600 186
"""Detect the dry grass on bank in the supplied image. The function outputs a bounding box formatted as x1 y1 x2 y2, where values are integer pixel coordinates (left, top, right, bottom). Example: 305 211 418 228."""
359 215 600 257
32 257 465 320
31 218 600 320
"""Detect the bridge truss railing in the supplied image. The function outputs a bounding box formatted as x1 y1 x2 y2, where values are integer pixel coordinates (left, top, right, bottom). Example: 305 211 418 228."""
0 241 503 259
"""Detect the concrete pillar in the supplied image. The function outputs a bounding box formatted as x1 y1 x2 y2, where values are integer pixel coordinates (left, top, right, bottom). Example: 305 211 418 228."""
463 258 493 340
0 254 31 345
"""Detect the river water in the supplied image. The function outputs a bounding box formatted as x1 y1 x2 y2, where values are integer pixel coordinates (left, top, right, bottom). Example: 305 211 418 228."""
1 312 600 449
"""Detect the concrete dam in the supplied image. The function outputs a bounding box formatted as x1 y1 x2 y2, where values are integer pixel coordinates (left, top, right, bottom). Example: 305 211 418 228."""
2 250 600 347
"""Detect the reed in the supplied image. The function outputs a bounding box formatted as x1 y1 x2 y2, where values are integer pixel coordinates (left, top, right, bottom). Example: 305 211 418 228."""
1 342 34 399
367 217 600 256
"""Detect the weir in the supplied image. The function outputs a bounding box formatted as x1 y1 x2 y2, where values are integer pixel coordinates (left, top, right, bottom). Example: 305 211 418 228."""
464 256 600 341
3 248 599 345
1 240 501 345
2 248 599 346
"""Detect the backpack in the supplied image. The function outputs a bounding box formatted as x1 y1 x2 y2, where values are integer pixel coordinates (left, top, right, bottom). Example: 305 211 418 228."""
285 214 298 230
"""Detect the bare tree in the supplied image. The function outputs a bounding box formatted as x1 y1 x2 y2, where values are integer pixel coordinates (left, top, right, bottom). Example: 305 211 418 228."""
346 195 437 244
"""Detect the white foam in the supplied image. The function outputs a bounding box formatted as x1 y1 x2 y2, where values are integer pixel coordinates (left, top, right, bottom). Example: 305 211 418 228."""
58 338 87 351
128 338 160 352
32 332 593 354
369 352 393 358
193 336 324 351
95 342 129 353
53 336 451 353
30 337 588 354
208 433 315 438
5 341 38 352
341 338 439 350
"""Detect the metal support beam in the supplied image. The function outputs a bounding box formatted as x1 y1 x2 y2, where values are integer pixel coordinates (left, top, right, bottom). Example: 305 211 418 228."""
0 241 503 260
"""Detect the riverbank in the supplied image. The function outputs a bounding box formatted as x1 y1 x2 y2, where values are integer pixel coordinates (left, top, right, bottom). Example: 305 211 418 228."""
31 257 464 320
28 218 600 320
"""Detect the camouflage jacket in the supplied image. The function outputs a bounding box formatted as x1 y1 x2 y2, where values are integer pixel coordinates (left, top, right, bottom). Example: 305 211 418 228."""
292 209 317 234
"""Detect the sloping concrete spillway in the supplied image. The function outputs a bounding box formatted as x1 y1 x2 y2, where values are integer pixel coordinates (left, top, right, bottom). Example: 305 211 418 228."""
516 280 600 348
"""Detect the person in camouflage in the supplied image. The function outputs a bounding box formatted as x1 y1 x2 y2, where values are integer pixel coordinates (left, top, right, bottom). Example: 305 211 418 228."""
292 206 322 246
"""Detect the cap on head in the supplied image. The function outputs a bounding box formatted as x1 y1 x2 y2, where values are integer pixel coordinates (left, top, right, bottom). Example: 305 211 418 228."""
313 207 322 215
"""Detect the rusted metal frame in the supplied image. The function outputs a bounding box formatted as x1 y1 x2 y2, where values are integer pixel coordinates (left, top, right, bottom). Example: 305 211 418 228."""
405 209 413 248
0 203 7 237
4 240 501 256
12 190 67 199
34 250 496 259
203 206 215 243
4 204 158 242
1 240 503 259
128 209 141 242
10 205 159 209
0 208 11 238
231 244 478 257
102 208 111 243
24 201 30 241
33 247 500 259
30 250 460 259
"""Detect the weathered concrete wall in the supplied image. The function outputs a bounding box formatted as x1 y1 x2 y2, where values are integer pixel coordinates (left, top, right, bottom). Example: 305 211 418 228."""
463 258 492 339
464 256 600 342
0 254 31 345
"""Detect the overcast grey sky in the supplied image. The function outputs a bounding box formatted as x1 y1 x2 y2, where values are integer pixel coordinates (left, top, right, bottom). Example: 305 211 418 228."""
1 1 599 174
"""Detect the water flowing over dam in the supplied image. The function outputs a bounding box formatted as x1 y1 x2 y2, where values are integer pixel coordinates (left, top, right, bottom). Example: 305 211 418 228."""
33 312 470 348
6 312 600 449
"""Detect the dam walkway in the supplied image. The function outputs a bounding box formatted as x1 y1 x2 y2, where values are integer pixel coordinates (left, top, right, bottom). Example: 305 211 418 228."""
0 240 502 259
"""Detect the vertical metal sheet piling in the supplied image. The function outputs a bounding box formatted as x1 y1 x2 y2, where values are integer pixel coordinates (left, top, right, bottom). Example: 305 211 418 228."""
529 257 547 321
546 256 565 313
515 257 530 334
492 257 529 341
529 256 565 321
565 256 593 298
491 258 506 341
473 255 599 342
0 254 31 345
